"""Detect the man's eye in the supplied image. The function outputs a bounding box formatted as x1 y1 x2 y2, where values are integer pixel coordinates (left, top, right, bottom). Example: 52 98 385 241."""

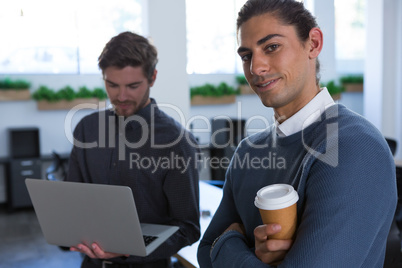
266 44 280 52
240 54 251 62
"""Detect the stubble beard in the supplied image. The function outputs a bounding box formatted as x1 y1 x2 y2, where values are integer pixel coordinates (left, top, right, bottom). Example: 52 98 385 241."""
112 87 151 117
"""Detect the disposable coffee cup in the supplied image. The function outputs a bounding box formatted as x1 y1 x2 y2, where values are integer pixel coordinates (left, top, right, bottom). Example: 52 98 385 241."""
254 184 299 239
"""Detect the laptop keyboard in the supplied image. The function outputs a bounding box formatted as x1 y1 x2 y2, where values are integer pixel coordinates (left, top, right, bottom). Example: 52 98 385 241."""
143 235 158 246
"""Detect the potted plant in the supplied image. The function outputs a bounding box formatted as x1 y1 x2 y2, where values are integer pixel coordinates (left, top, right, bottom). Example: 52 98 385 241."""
340 74 363 92
190 82 239 106
321 80 344 100
0 78 31 101
235 75 254 95
32 85 108 110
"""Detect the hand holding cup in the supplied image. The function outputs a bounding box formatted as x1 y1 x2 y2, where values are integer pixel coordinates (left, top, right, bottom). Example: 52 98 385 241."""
254 184 299 239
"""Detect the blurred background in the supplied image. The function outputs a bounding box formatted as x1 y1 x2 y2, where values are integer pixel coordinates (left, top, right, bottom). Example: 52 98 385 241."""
0 0 401 267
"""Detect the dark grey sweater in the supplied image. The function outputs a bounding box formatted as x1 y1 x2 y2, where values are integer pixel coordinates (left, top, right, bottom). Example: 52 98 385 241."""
67 99 200 265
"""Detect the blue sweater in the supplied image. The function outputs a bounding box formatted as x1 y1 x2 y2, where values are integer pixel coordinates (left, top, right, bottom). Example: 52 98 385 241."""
197 104 397 267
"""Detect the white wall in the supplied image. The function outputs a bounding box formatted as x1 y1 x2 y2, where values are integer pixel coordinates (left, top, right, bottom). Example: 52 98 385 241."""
310 0 337 82
147 0 190 123
365 0 402 159
364 0 385 131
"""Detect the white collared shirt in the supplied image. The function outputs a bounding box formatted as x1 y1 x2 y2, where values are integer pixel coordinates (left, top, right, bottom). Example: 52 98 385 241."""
275 88 335 137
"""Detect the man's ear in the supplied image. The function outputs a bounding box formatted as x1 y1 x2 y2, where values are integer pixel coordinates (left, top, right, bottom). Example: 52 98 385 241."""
149 69 157 86
308 27 323 59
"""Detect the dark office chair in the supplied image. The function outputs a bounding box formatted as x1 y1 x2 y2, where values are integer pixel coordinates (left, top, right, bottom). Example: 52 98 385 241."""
207 118 246 188
386 138 397 156
46 151 68 181
384 138 402 267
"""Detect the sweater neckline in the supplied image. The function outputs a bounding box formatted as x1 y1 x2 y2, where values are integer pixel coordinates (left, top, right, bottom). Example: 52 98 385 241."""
274 104 344 146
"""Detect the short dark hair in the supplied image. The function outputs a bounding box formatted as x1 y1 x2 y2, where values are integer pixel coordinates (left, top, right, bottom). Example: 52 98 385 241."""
98 31 158 83
237 0 321 84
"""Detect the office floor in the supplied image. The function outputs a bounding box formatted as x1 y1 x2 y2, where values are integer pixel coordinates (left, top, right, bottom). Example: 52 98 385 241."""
0 206 83 268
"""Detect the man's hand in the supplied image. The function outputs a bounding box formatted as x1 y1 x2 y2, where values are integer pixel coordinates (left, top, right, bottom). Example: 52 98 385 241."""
70 243 129 259
224 222 246 235
254 224 293 264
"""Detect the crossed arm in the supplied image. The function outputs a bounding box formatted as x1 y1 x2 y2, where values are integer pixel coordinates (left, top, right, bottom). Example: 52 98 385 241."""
197 138 397 267
226 222 293 265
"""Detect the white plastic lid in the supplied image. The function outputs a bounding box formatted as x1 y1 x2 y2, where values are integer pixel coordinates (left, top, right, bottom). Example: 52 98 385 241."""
254 184 299 210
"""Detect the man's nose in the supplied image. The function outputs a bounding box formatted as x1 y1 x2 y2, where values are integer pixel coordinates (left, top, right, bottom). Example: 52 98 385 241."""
250 53 270 76
117 87 128 101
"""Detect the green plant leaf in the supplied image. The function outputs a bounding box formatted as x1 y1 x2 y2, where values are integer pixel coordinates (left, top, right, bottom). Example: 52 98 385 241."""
190 82 239 98
32 85 108 101
339 74 363 84
56 86 76 101
92 88 108 100
322 80 345 95
76 86 93 99
32 86 57 101
0 78 30 90
235 75 248 85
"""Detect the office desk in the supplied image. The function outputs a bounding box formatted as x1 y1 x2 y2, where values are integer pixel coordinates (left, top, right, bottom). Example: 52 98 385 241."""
175 181 223 268
395 159 402 168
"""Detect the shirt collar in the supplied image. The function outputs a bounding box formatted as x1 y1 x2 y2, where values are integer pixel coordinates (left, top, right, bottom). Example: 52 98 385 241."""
275 87 335 137
136 98 157 120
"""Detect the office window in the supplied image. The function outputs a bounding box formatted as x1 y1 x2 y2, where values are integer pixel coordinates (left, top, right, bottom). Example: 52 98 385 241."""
186 0 304 74
186 0 247 74
0 0 142 74
335 0 366 73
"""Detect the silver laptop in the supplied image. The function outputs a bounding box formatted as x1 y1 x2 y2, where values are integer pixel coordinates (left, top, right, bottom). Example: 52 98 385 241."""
25 178 179 257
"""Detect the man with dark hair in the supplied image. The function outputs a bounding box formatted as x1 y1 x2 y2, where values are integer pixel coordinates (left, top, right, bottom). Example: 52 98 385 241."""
67 31 200 268
197 0 397 267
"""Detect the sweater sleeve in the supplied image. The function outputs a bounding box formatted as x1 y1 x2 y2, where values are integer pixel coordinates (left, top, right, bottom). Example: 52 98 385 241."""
209 231 269 268
279 130 397 267
197 161 271 268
